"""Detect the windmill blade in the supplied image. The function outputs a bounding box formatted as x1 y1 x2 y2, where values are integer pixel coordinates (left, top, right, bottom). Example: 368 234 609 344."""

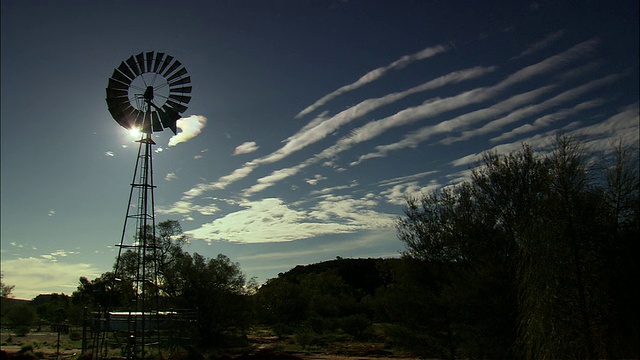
151 111 163 132
118 62 136 80
169 76 191 87
158 55 173 75
166 67 188 82
106 102 134 127
153 52 165 72
145 52 154 73
170 86 192 94
106 96 129 109
169 94 191 104
111 69 131 85
158 107 179 134
132 110 144 128
141 111 152 133
166 99 188 113
163 60 182 78
109 104 135 128
135 53 146 73
108 78 129 90
106 88 128 99
126 56 141 77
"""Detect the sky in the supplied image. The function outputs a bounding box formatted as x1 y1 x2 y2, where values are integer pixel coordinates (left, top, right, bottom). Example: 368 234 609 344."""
1 0 638 300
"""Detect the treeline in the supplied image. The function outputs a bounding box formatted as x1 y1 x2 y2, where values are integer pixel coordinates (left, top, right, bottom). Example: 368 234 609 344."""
2 136 638 359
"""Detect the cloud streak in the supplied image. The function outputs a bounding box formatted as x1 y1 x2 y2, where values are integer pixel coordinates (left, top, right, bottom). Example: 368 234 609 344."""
295 44 448 118
234 141 259 155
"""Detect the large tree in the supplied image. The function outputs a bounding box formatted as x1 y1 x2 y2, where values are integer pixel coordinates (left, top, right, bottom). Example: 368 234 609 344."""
396 136 639 358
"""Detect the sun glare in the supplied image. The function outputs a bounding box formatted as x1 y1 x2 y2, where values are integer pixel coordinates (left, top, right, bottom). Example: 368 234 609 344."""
129 127 142 139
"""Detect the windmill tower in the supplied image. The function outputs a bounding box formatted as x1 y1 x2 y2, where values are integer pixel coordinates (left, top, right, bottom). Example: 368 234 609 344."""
95 51 191 359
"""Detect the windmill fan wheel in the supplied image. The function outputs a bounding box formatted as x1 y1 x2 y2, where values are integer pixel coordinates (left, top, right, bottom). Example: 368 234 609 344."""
106 51 191 135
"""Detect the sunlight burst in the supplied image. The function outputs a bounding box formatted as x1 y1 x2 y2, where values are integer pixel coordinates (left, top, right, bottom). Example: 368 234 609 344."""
129 127 142 139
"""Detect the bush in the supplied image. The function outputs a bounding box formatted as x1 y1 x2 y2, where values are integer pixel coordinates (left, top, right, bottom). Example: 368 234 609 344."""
339 314 371 339
69 330 82 341
14 325 31 337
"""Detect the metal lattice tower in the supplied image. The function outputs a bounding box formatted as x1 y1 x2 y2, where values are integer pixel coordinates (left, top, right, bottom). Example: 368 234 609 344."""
93 51 192 359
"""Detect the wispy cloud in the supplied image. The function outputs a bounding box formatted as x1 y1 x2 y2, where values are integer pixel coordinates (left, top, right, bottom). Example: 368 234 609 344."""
295 44 449 118
234 141 259 155
443 74 621 145
165 172 177 181
512 30 566 59
40 249 79 261
241 46 587 195
178 66 493 200
305 174 327 185
168 115 207 146
352 85 556 165
577 103 639 149
491 98 606 142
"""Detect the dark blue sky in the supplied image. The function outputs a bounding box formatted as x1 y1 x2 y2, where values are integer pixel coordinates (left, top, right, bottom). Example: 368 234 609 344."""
2 0 638 299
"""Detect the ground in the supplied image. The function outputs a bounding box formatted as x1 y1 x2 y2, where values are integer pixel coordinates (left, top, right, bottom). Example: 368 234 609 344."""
1 330 419 359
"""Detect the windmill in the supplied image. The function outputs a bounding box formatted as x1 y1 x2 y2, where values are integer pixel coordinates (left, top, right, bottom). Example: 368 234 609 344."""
94 51 191 359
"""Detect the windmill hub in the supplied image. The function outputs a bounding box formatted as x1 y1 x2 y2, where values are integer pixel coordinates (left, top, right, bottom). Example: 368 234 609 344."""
144 86 154 101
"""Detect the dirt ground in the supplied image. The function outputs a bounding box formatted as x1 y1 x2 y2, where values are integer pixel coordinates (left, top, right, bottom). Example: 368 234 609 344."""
1 331 80 358
1 331 419 360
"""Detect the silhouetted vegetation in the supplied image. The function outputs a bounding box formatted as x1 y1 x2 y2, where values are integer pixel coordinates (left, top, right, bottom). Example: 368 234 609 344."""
3 137 637 359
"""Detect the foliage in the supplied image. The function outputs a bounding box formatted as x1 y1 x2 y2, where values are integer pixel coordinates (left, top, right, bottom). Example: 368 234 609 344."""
71 220 250 349
5 304 37 336
1 272 15 298
72 272 134 312
395 136 639 358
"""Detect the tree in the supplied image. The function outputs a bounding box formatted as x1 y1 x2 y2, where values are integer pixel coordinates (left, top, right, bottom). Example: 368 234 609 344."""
177 253 249 346
73 220 251 349
396 136 639 358
72 272 135 311
1 272 15 298
5 304 37 336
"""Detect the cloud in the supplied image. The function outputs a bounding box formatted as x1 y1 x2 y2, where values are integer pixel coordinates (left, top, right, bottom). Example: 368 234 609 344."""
296 44 448 118
40 249 79 262
165 172 177 181
185 196 395 243
234 141 259 155
497 38 599 90
491 98 606 142
220 67 498 198
305 174 327 185
157 200 220 217
443 73 621 145
309 181 359 196
352 85 556 165
575 103 639 148
168 115 207 146
512 30 566 59
1 257 102 299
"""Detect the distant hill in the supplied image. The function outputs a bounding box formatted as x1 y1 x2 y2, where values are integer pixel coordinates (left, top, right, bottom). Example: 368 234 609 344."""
276 257 402 296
